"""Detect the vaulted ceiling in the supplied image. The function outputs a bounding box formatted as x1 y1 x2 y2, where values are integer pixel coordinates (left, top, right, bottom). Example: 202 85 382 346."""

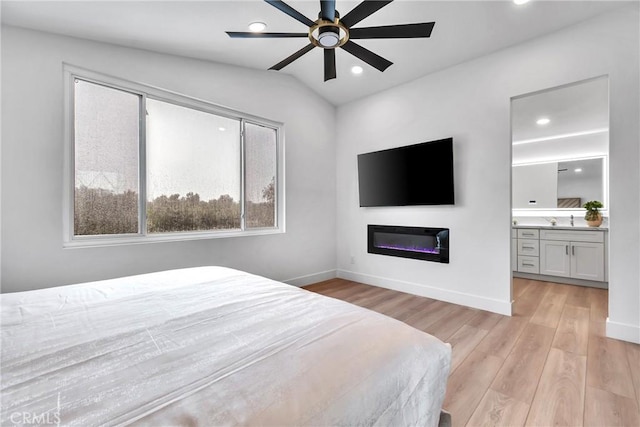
1 1 629 105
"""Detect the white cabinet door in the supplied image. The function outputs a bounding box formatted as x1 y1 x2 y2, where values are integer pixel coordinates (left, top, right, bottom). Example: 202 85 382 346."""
540 240 571 277
512 238 518 271
571 242 604 281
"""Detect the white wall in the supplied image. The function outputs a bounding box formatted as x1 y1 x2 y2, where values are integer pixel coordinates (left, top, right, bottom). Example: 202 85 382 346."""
512 162 558 209
336 5 639 342
557 171 602 205
1 26 337 292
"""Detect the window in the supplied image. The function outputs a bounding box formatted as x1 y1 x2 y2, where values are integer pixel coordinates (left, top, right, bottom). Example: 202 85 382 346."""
74 80 140 236
65 66 283 246
145 99 242 233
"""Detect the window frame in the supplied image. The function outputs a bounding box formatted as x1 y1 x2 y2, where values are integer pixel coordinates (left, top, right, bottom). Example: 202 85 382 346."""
63 64 285 247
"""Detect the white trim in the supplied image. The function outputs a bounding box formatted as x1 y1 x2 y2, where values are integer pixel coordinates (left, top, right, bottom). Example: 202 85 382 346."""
277 127 286 233
337 269 513 315
240 120 247 231
62 66 74 243
62 63 276 125
64 228 284 249
606 317 640 344
283 270 337 287
139 94 148 235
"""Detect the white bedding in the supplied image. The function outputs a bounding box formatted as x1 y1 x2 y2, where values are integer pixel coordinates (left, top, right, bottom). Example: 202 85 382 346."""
1 267 451 426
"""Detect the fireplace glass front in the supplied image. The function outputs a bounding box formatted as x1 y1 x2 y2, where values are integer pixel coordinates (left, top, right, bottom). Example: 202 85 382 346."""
368 225 449 263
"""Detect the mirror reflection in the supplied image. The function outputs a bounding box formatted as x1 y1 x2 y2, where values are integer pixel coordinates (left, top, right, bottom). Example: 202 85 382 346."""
512 76 609 211
512 157 604 209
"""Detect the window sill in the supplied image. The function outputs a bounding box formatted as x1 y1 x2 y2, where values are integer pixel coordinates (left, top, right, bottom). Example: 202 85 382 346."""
63 228 284 249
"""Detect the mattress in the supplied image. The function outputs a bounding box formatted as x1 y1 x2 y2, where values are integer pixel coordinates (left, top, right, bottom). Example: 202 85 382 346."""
1 267 451 426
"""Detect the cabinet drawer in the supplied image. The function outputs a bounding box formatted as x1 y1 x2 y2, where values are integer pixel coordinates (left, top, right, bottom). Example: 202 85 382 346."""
517 229 539 239
518 256 540 274
540 229 604 243
518 239 539 256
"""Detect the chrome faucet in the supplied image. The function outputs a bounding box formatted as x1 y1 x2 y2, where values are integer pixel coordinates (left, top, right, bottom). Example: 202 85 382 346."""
570 215 574 226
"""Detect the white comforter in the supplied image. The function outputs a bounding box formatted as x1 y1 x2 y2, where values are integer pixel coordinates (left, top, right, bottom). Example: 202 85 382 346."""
1 267 451 426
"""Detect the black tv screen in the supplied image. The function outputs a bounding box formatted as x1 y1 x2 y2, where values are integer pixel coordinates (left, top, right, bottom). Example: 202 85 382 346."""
357 138 454 207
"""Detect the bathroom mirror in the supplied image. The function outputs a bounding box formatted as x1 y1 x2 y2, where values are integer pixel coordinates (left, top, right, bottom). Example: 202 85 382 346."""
513 156 605 209
512 76 609 211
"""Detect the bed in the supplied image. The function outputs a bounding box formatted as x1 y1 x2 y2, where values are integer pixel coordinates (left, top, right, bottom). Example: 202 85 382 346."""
1 267 451 426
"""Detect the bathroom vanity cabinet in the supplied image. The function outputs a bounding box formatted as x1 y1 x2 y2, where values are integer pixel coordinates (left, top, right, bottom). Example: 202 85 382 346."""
513 226 607 288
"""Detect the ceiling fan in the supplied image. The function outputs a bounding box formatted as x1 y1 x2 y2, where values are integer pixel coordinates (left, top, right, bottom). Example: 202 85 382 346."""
226 0 435 81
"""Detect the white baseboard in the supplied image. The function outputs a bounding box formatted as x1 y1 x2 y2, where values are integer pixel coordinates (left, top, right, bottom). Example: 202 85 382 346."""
283 269 337 287
337 269 512 315
606 318 640 344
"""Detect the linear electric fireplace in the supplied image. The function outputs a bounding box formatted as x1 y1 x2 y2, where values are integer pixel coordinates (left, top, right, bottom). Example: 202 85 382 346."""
368 225 449 263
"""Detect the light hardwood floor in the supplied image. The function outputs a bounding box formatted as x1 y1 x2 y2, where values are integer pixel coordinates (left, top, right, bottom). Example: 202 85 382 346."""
304 278 640 427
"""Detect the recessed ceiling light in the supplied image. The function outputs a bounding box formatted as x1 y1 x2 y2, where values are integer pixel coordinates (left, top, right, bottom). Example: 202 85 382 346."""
248 22 266 33
536 117 550 125
513 0 531 5
574 168 583 173
218 127 226 131
351 65 363 75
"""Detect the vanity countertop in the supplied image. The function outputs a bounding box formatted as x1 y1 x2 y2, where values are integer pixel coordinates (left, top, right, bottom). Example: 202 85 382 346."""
513 225 608 231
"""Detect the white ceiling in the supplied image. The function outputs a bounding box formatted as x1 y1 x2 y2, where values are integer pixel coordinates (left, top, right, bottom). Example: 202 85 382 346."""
511 76 609 165
512 76 609 141
1 1 629 105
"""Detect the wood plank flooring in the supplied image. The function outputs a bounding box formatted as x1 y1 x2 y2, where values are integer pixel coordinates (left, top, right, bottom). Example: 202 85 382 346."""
304 277 640 427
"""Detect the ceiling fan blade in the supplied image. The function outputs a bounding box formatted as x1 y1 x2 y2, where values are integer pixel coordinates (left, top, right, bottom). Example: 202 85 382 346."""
349 22 435 39
324 49 336 81
264 0 315 27
340 0 393 28
340 40 392 72
320 0 336 21
269 43 316 70
226 32 308 38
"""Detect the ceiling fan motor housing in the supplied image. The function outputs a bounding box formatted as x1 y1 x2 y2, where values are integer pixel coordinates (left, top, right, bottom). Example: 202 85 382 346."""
310 18 349 49
316 10 342 48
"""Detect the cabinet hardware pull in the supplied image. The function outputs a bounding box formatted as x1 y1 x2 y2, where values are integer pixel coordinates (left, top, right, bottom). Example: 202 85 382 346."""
523 246 534 249
572 246 575 256
566 245 568 255
523 263 534 267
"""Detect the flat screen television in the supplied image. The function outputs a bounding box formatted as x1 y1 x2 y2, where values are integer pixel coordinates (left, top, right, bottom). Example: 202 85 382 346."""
357 138 454 207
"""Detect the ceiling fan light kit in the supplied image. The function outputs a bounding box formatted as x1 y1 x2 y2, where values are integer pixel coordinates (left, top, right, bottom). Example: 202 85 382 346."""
311 17 348 48
227 0 435 82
